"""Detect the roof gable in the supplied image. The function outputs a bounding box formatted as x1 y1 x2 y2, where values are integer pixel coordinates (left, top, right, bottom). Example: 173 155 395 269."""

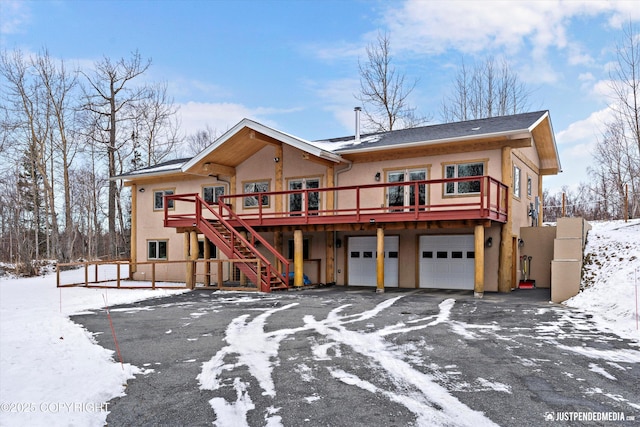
181 118 344 175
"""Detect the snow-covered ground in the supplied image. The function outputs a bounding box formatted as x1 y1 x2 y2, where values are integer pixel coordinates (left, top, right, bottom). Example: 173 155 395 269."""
0 219 638 426
0 269 187 427
565 219 640 341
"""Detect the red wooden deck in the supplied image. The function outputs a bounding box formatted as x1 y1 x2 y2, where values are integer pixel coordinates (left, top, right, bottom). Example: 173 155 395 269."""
165 176 508 229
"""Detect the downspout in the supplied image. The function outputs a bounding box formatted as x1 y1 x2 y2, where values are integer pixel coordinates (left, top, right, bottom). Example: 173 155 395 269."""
332 162 353 285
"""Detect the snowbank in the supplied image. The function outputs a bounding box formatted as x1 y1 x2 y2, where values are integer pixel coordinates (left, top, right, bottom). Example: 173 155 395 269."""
565 219 640 342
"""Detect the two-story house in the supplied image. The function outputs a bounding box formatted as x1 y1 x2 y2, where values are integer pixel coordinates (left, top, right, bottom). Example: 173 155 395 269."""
116 110 560 296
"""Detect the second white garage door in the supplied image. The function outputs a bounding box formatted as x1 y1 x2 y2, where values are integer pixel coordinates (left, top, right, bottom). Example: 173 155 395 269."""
419 235 475 290
348 236 399 287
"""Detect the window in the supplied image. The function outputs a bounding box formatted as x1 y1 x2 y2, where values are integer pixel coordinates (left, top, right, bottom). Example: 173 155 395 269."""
513 165 521 198
154 189 174 210
387 169 426 210
288 177 320 214
203 185 225 205
197 240 217 259
243 180 270 208
444 162 484 195
148 240 168 260
527 175 532 197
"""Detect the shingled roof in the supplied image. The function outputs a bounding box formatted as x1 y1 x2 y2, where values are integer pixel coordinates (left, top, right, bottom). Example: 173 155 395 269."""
315 111 551 152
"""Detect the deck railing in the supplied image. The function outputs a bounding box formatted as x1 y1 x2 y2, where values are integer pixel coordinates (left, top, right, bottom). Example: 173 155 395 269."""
211 176 508 225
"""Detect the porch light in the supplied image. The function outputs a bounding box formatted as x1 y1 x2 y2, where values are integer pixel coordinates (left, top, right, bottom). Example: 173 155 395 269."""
274 157 280 163
375 172 381 181
518 238 525 248
139 188 145 193
369 218 376 224
485 237 493 248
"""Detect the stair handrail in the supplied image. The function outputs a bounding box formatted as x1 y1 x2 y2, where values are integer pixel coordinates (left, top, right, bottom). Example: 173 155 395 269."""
193 194 290 289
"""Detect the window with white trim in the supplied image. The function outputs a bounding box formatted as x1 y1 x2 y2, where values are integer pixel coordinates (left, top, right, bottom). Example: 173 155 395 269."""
288 177 321 214
148 240 168 260
513 165 521 198
387 168 426 210
153 189 174 210
444 162 484 195
243 180 270 208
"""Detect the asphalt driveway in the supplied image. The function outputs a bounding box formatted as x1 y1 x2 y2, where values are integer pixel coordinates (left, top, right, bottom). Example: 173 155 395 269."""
72 287 640 426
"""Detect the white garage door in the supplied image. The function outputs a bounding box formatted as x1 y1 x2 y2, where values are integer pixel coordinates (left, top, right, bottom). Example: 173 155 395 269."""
419 235 474 290
348 236 399 287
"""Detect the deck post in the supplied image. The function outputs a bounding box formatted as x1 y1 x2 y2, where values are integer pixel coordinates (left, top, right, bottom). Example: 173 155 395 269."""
499 146 513 292
184 232 192 288
294 229 304 287
239 231 247 286
325 231 334 285
474 224 485 298
376 227 385 293
274 231 283 274
190 230 198 289
204 237 211 287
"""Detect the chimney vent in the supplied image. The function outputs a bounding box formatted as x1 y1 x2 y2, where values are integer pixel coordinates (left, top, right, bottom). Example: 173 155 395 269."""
354 107 361 143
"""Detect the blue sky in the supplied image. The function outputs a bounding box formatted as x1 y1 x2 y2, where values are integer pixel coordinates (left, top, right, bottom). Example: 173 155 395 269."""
2 0 640 191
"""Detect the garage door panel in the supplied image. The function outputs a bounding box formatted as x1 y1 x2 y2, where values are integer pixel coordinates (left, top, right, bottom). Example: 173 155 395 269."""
419 235 474 290
348 236 398 287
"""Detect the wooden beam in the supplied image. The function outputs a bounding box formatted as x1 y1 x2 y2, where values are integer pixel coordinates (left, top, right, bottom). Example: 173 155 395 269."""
184 232 192 288
190 230 198 289
326 231 334 285
131 184 138 275
294 229 303 287
474 224 485 297
538 175 544 226
498 146 513 293
275 145 283 213
200 162 236 177
326 164 335 212
203 237 211 287
376 227 385 293
274 231 283 274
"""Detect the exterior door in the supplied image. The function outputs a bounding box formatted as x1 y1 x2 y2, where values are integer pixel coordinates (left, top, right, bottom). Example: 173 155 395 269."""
288 178 320 215
419 235 474 290
348 236 399 287
387 169 426 211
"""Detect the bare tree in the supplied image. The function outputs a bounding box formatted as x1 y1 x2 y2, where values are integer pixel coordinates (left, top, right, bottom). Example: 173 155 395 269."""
586 22 640 220
609 22 640 156
81 51 151 257
1 49 56 263
185 125 219 156
33 50 80 261
442 57 532 122
131 81 182 168
356 32 428 132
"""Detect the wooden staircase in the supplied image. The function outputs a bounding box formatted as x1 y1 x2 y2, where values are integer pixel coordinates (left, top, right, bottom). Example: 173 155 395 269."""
164 194 289 292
